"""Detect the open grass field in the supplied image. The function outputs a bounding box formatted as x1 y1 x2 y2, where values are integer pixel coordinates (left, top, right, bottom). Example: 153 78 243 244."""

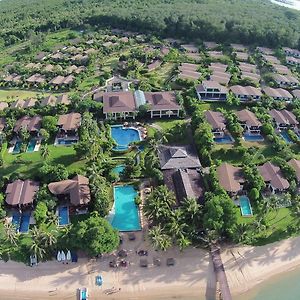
0 89 52 102
0 143 86 178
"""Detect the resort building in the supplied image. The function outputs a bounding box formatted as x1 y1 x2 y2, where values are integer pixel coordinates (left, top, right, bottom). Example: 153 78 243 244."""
48 175 91 208
283 47 300 58
181 44 199 53
269 109 299 130
236 109 262 135
209 63 227 73
272 74 299 88
143 91 181 118
258 162 290 194
147 60 162 71
205 110 226 137
178 63 201 81
3 73 22 85
272 64 290 75
57 112 81 136
234 52 249 62
288 159 300 183
41 95 58 107
238 62 257 73
208 51 225 60
230 85 262 101
105 76 132 92
210 72 231 85
240 72 261 84
231 44 247 52
158 145 204 204
261 55 280 65
286 56 300 67
195 80 228 101
0 102 8 110
216 163 245 197
262 87 293 101
13 116 42 136
5 179 39 208
49 75 75 88
256 47 274 55
204 41 219 50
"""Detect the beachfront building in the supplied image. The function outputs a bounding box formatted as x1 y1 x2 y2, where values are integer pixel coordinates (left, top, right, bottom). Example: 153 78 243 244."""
13 116 42 137
272 74 299 88
56 113 81 143
230 85 262 101
262 87 293 101
158 145 204 204
258 162 289 194
205 110 226 137
269 109 299 131
5 179 39 208
216 163 245 197
195 80 228 101
236 109 262 135
48 175 91 211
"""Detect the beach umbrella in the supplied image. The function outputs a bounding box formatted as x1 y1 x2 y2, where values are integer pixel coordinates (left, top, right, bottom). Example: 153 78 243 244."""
66 250 71 261
61 251 66 262
57 251 62 262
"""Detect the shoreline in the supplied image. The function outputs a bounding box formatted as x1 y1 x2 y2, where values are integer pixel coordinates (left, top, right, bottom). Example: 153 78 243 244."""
3 236 300 299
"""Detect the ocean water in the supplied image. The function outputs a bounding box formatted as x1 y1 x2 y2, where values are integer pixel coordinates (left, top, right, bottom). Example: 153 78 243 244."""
234 266 300 300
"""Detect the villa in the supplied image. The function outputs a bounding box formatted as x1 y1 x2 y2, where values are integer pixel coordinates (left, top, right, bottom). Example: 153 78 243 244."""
216 163 245 197
14 116 42 137
238 62 257 73
49 75 75 88
272 74 299 88
288 159 300 183
286 56 300 67
41 95 57 107
105 76 132 92
48 175 91 209
272 64 290 75
11 98 37 109
234 52 249 62
56 113 81 143
5 179 39 208
269 109 299 130
158 145 204 204
196 80 228 101
209 63 227 73
258 162 289 194
256 47 274 55
210 72 231 85
292 90 300 99
261 54 280 65
181 44 199 53
283 47 300 58
230 85 262 101
143 91 181 118
26 73 46 86
241 72 261 83
178 63 201 80
3 73 22 85
231 44 247 52
204 41 219 49
236 109 262 135
0 102 8 110
263 87 293 101
205 110 226 137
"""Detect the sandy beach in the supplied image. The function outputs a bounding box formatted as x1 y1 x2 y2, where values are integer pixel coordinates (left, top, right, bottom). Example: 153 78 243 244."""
2 234 300 299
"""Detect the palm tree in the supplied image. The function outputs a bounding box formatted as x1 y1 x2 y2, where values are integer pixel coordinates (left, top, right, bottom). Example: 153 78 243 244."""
177 234 191 251
42 230 57 248
148 225 172 251
40 145 50 160
30 240 46 261
182 197 201 222
234 223 249 243
46 211 59 227
4 223 19 246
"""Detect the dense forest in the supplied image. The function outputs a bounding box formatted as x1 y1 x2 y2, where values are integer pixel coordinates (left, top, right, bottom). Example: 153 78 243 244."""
0 0 299 48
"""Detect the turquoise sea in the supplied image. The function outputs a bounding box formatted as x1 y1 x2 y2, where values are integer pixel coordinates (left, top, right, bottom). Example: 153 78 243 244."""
234 266 300 300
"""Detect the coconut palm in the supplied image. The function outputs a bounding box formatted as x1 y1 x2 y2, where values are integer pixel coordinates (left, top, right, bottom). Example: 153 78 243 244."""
30 240 46 260
148 225 172 251
40 145 50 160
177 234 191 251
4 223 19 246
42 230 57 248
46 211 59 227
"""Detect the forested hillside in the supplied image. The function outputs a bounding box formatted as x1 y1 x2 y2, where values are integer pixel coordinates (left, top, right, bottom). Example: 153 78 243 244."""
0 0 299 48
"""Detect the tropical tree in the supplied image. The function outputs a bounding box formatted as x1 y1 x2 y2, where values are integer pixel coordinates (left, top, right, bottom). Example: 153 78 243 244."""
3 223 19 246
148 225 172 251
40 144 50 160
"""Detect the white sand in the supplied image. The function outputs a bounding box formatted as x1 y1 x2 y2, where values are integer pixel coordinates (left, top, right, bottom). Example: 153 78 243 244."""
2 234 300 299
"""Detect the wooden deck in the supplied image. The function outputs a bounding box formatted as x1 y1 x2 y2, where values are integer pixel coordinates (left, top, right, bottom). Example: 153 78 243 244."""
210 245 232 300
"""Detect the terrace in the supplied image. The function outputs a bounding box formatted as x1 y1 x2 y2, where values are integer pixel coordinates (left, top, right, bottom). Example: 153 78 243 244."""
196 80 228 101
236 109 262 136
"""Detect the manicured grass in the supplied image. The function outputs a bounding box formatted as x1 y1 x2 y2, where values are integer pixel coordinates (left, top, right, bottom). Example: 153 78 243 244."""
154 119 186 131
42 29 76 49
77 75 100 91
1 144 86 178
0 89 51 102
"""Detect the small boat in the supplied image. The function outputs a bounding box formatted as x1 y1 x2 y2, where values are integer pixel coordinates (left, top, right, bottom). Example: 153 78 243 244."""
61 251 66 262
57 251 62 262
66 250 71 261
79 287 88 300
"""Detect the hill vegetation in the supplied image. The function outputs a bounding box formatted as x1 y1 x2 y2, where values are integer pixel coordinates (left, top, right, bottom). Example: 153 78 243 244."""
0 0 299 48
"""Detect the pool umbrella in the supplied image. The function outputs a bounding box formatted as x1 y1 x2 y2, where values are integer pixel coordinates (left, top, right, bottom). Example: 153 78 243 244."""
57 251 62 262
61 251 66 262
66 250 71 261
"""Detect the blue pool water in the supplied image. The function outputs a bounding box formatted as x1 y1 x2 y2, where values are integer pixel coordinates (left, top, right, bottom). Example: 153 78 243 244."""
240 195 253 216
214 135 234 144
111 185 141 231
12 213 21 228
280 131 293 144
111 125 141 150
58 206 69 226
244 134 264 142
57 139 78 145
19 213 31 233
113 165 125 175
81 289 87 300
12 141 22 154
27 139 36 152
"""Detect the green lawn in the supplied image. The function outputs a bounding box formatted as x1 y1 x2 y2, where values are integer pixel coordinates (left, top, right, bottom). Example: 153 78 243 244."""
1 143 86 178
0 89 53 102
154 119 187 131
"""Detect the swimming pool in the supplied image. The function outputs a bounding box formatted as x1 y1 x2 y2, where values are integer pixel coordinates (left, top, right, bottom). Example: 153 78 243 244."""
280 131 293 144
113 165 125 175
243 134 264 142
214 135 234 144
12 212 31 232
27 139 37 152
111 125 141 150
12 141 22 154
239 195 253 217
57 138 78 145
111 185 141 231
58 206 69 226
